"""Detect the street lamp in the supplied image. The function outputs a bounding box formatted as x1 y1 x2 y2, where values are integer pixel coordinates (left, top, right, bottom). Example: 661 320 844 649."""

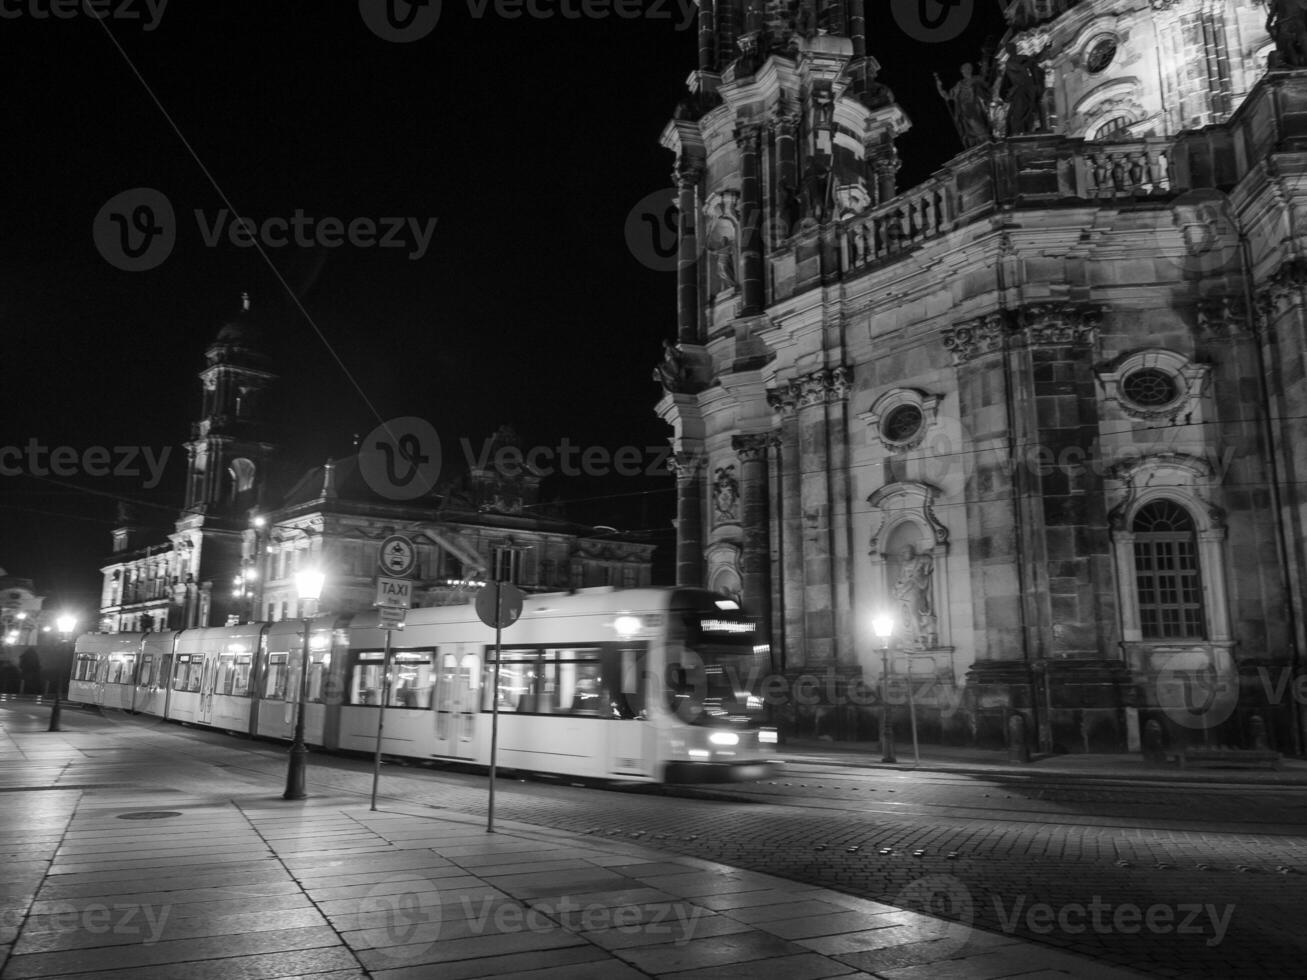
283 568 325 800
48 613 76 732
873 612 896 763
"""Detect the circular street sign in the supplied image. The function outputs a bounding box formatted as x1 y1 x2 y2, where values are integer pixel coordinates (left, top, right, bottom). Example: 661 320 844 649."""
379 535 418 578
476 582 524 629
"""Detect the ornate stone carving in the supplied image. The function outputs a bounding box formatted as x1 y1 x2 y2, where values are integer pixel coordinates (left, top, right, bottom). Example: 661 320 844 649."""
731 433 770 461
941 313 1007 364
712 465 739 525
892 544 938 648
766 366 854 413
1013 303 1102 348
668 450 706 482
1195 296 1251 340
867 481 949 551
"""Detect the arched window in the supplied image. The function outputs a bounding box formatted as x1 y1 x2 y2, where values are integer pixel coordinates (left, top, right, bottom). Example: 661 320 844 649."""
1132 500 1204 639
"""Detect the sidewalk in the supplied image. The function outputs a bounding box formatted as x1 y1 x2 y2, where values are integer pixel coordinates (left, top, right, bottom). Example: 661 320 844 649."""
779 737 1307 785
0 709 1155 980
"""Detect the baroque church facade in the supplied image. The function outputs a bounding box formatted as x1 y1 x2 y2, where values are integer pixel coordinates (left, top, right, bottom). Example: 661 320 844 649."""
654 0 1307 755
101 297 653 633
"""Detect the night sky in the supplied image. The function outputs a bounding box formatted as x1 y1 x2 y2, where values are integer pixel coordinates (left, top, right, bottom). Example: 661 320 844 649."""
1 0 1007 621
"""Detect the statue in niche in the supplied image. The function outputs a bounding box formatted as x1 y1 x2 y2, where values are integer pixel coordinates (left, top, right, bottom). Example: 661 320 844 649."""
859 61 895 111
653 339 690 393
709 236 738 291
935 62 993 148
892 544 938 648
1268 0 1307 68
996 42 1046 137
800 162 832 223
713 465 739 524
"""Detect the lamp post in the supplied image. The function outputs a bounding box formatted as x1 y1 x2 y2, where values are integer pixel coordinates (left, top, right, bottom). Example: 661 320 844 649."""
873 613 896 763
283 568 325 800
48 613 76 732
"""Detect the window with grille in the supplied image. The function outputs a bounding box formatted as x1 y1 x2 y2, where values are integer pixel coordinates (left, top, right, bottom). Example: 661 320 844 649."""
1133 501 1204 638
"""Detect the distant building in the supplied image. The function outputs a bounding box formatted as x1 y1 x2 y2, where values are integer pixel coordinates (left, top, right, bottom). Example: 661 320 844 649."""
101 299 654 631
0 569 45 649
654 0 1305 754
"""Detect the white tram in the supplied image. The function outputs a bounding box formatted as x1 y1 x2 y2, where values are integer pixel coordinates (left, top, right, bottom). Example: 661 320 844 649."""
69 587 779 783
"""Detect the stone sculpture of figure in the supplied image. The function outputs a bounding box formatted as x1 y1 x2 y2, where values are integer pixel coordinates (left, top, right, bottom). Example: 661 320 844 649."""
935 62 993 148
892 544 937 647
997 42 1045 137
711 238 738 290
713 466 739 524
653 339 688 392
1269 0 1307 68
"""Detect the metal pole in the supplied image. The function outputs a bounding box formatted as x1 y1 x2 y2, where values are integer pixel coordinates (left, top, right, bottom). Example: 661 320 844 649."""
48 638 70 732
487 585 503 833
283 614 312 800
880 643 896 763
370 627 393 811
906 661 920 766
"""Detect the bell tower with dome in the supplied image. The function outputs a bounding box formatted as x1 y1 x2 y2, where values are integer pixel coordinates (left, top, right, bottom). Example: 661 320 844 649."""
182 292 278 517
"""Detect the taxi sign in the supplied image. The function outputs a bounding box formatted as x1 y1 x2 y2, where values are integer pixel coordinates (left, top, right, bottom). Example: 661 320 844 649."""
378 535 417 577
375 576 413 608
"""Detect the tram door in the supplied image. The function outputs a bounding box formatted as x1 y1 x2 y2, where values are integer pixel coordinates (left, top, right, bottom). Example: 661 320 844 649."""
433 649 478 759
198 651 219 725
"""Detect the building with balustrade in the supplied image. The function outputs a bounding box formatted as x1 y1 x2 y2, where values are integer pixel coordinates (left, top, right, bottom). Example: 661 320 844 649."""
654 0 1307 755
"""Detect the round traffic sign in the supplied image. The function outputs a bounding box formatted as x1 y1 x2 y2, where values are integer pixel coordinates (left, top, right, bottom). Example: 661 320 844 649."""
476 582 524 629
378 535 418 577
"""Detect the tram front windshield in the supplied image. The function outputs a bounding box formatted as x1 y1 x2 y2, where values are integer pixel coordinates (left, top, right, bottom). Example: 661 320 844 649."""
668 610 768 725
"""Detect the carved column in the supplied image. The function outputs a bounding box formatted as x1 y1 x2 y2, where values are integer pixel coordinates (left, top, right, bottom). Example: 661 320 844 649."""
768 386 805 667
765 431 785 669
737 124 765 315
847 0 865 60
672 452 705 587
716 0 739 69
697 0 716 74
732 434 772 639
771 114 800 243
675 159 704 344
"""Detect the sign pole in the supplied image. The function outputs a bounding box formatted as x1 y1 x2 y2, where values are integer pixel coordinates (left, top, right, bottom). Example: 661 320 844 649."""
370 626 393 811
488 584 502 833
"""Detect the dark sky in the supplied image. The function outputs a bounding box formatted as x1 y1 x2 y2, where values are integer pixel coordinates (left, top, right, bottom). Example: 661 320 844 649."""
1 0 1006 620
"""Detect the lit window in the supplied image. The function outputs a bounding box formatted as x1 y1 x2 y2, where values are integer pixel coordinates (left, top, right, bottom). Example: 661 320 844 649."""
1133 501 1204 639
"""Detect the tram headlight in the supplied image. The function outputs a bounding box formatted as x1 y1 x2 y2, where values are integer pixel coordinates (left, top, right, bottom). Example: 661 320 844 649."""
613 616 642 637
688 749 710 759
759 728 778 745
709 732 739 746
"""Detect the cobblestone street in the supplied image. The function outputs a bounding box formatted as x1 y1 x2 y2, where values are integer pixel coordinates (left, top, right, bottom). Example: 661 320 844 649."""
8 705 1300 979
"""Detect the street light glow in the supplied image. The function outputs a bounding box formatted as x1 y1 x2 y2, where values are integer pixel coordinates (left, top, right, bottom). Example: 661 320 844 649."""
56 613 76 636
295 568 325 602
872 613 894 640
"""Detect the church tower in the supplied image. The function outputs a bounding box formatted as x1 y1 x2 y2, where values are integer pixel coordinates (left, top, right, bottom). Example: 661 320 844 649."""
171 293 278 627
655 1 1307 756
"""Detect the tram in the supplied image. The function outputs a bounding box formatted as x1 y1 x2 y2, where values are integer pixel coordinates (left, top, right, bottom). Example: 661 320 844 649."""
68 587 779 783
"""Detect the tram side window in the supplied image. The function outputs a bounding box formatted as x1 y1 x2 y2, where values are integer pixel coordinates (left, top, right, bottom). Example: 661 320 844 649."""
349 651 435 707
106 655 135 685
264 654 288 700
231 655 252 696
482 648 609 715
603 647 647 720
73 654 97 682
139 655 154 688
307 652 332 703
173 656 195 692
